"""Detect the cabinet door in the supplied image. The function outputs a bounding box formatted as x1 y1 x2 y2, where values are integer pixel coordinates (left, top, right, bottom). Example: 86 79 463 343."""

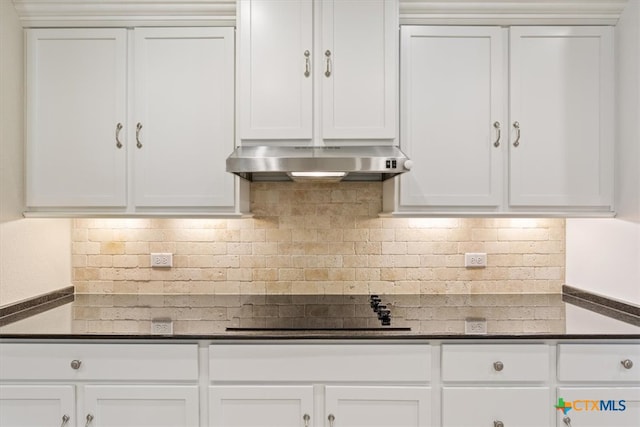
509 26 614 209
82 385 199 427
556 388 640 426
209 386 313 427
399 26 505 209
0 385 75 427
325 386 431 427
26 29 127 207
133 27 235 209
238 0 313 140
442 387 551 427
321 0 397 140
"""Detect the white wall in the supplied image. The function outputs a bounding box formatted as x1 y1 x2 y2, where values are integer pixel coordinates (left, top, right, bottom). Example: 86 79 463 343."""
566 0 640 306
0 0 71 305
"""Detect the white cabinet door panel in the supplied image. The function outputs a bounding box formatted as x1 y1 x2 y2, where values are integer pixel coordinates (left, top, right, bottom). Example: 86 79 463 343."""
209 386 314 427
399 26 504 208
325 386 432 427
0 385 75 427
26 29 127 207
83 385 199 427
238 0 313 140
321 0 396 139
443 387 550 427
134 27 235 208
556 388 640 427
509 26 614 208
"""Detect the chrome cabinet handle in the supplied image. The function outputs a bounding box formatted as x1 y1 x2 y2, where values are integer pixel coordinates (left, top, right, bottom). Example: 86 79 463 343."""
621 359 634 369
60 414 70 427
325 50 332 77
70 360 82 370
563 416 572 426
85 414 94 427
328 413 335 427
513 121 521 147
493 361 504 371
304 50 311 77
494 421 504 427
136 122 143 148
115 123 123 149
303 413 310 427
493 121 501 147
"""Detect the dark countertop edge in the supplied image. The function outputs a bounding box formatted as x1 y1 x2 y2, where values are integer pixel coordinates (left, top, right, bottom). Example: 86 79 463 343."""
562 285 640 326
1 333 639 341
0 287 75 327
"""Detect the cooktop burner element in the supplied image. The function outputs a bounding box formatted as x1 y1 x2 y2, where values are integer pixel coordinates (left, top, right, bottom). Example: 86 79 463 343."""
224 294 410 332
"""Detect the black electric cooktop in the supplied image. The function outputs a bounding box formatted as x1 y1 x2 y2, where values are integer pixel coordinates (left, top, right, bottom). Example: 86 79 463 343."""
225 294 410 331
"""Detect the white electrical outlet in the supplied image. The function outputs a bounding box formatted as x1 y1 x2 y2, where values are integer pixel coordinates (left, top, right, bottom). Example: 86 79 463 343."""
465 318 487 335
150 253 173 268
464 252 487 268
151 318 173 335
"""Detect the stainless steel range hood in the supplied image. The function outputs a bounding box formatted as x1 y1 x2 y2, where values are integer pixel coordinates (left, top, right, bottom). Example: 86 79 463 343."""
226 145 412 182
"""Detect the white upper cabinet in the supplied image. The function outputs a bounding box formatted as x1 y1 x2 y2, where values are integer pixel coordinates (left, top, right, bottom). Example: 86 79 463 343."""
399 26 505 209
394 25 614 216
133 27 235 209
238 0 313 140
238 0 397 143
509 26 614 210
26 29 128 208
25 27 237 215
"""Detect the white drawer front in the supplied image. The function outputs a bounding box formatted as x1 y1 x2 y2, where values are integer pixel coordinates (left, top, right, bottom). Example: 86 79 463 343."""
556 387 640 426
0 343 198 381
443 387 551 427
209 344 431 383
442 344 550 382
557 344 640 382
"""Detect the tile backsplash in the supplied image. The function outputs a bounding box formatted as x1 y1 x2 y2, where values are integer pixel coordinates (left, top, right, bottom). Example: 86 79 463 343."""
72 183 565 294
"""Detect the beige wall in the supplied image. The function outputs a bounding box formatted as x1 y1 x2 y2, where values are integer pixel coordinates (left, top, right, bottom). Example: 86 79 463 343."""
72 183 565 295
0 0 71 305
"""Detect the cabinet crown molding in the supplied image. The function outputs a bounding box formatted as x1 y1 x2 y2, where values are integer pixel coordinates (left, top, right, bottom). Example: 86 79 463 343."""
13 0 236 27
399 0 627 25
13 0 627 27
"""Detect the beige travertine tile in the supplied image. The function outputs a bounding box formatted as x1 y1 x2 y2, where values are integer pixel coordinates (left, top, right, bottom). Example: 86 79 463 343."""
71 183 566 295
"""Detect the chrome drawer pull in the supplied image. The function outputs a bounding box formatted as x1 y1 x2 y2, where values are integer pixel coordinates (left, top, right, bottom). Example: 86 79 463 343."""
115 123 123 149
325 50 332 77
60 414 70 427
494 421 504 427
328 413 335 427
512 121 521 147
493 361 504 371
303 413 310 427
304 50 311 77
563 416 572 426
493 121 501 147
621 359 634 369
85 413 94 427
70 359 82 370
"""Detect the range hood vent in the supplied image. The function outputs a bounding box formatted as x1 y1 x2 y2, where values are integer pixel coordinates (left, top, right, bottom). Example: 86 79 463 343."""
226 145 412 182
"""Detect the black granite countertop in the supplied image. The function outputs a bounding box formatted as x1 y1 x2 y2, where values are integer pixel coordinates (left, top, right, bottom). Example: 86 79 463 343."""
1 287 638 340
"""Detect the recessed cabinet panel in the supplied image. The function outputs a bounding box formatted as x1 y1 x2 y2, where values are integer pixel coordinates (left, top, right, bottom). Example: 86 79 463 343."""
321 0 397 139
325 386 431 427
209 386 314 427
134 27 235 208
26 29 127 207
443 387 550 427
555 388 640 427
238 0 313 140
83 385 199 427
399 26 504 208
0 385 75 427
557 344 640 382
509 26 614 208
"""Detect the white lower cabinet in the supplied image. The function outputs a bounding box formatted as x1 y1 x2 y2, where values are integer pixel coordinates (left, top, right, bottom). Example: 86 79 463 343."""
442 387 550 427
0 385 75 427
325 386 431 427
555 388 640 427
0 344 199 427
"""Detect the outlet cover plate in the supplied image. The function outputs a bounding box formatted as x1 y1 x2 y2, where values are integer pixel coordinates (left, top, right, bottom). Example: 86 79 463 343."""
151 253 173 268
464 252 487 268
